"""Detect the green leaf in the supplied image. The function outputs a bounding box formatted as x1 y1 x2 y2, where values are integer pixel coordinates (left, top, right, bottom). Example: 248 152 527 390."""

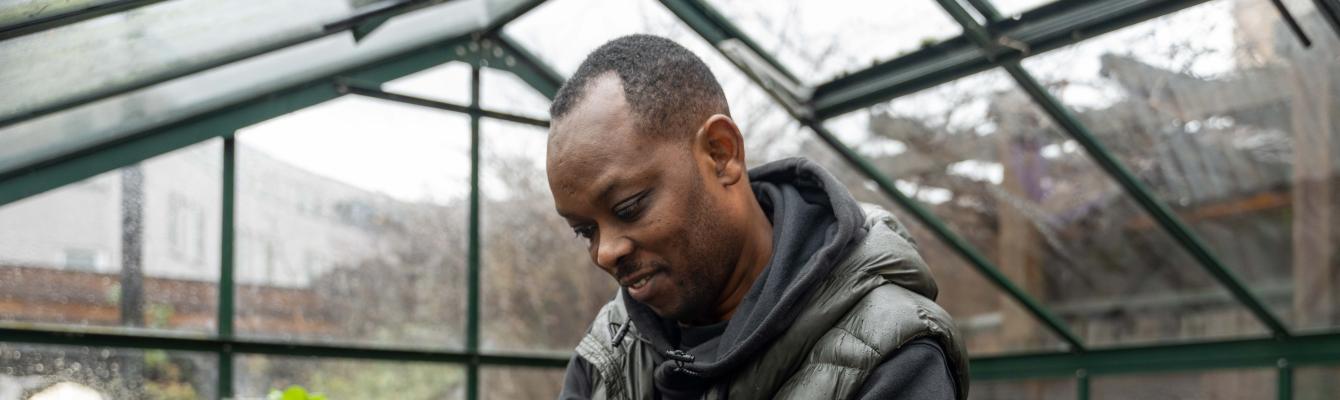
282 385 308 400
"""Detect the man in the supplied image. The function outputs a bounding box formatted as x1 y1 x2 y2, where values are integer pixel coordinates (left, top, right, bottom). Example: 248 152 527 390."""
546 34 969 400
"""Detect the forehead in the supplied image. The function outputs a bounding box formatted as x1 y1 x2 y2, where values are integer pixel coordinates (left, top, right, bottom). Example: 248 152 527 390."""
546 76 673 204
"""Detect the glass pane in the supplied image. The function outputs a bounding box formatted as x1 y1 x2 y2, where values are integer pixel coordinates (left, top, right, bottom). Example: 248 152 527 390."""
234 354 463 399
0 0 520 176
1092 369 1274 399
480 118 616 354
0 342 217 399
704 0 963 84
1297 365 1340 400
1021 0 1340 332
480 68 552 121
0 0 123 28
776 127 1069 355
0 139 220 332
991 0 1057 18
481 366 565 400
0 0 353 121
827 68 1270 347
382 61 473 105
971 378 1075 400
235 96 469 349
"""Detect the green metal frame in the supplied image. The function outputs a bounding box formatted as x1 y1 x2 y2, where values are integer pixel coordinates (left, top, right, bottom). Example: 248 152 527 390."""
810 0 1216 120
0 0 169 41
0 0 454 129
1 0 1337 399
660 0 1090 351
933 0 1290 337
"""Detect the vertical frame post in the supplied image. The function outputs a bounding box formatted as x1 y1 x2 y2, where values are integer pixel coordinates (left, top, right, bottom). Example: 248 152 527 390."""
1278 359 1293 400
218 136 237 399
466 60 483 400
1077 369 1090 400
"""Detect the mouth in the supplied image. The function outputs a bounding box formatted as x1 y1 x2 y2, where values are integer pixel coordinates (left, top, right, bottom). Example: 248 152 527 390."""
619 270 661 302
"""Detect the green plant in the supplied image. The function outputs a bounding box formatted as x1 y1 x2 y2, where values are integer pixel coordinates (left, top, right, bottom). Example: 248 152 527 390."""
268 385 327 400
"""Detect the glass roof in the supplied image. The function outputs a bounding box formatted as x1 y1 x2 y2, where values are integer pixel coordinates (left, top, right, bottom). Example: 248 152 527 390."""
480 67 552 121
382 61 473 106
705 0 963 85
1023 0 1340 332
990 0 1059 18
827 68 1271 347
0 0 129 29
1 0 353 122
0 0 528 175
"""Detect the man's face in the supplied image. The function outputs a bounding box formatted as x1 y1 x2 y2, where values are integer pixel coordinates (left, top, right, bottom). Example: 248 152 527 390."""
546 76 741 323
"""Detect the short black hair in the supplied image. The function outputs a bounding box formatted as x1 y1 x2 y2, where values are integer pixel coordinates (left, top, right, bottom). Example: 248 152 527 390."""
549 34 729 139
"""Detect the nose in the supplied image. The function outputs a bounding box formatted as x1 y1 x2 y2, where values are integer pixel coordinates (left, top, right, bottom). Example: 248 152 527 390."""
595 232 633 273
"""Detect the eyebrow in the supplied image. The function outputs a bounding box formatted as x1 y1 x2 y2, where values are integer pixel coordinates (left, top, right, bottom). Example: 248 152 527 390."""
554 174 625 221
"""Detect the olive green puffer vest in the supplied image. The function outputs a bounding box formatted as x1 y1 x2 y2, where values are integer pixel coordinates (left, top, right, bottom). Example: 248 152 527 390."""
573 205 970 400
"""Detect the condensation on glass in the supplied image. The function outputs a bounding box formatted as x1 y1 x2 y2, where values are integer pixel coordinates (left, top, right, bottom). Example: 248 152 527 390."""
1022 0 1340 332
234 354 463 399
0 342 217 399
0 139 221 332
233 96 470 350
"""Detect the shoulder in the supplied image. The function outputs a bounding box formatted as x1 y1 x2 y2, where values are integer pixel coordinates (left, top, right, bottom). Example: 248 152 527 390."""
855 338 958 400
835 284 954 358
839 285 970 399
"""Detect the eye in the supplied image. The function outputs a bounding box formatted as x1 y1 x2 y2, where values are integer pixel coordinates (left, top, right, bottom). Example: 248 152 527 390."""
613 190 651 221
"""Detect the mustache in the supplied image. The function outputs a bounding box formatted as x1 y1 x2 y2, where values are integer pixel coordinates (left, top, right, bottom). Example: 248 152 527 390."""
615 260 668 281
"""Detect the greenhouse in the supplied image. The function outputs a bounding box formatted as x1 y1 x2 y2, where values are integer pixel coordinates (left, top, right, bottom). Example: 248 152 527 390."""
1 0 1339 398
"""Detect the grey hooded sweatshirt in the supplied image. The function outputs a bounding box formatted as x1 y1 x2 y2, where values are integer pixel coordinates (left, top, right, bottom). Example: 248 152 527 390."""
558 158 968 400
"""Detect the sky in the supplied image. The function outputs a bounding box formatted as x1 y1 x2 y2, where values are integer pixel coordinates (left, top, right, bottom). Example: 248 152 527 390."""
234 0 1253 205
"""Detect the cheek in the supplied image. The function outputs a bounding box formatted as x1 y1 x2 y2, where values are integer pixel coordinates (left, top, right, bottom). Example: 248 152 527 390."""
637 205 695 267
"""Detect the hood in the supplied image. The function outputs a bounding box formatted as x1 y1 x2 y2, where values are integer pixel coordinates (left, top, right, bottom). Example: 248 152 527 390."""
623 157 900 397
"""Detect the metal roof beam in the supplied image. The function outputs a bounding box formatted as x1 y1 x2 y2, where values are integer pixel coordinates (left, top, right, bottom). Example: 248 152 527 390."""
663 0 1086 352
0 0 451 130
937 0 1292 338
812 0 1214 120
972 332 1340 380
0 34 477 208
658 0 802 92
0 0 170 41
0 325 569 367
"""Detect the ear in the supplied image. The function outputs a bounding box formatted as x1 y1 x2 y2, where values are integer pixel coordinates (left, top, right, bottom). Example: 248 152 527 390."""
692 114 746 187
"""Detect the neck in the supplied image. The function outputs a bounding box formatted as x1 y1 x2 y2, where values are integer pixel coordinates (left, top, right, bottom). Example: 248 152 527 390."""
705 195 774 323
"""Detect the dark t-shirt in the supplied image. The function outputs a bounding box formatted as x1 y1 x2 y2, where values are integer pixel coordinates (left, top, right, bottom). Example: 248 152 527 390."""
556 337 956 399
